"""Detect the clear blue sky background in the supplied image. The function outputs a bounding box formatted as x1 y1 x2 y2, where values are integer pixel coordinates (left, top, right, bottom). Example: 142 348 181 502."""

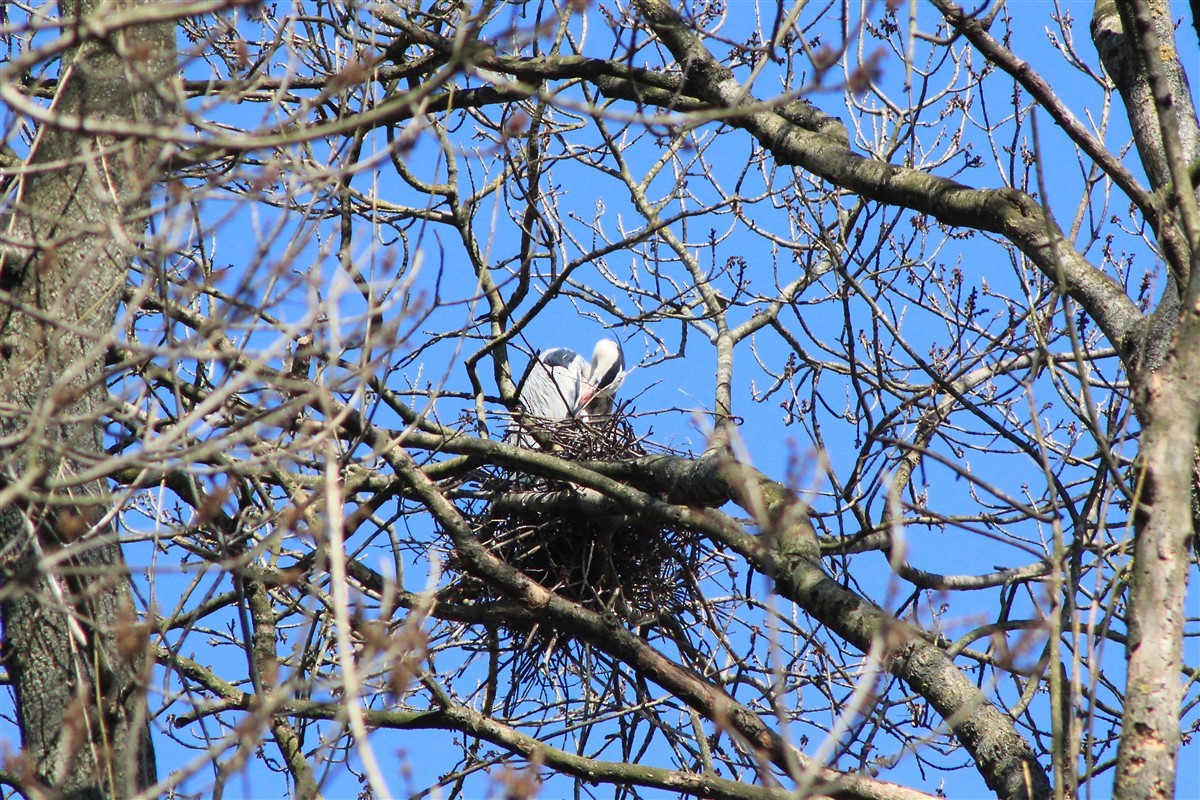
3 1 1198 798
149 1 1199 797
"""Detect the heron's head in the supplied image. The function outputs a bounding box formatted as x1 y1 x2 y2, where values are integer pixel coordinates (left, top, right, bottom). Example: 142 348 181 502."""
578 339 625 413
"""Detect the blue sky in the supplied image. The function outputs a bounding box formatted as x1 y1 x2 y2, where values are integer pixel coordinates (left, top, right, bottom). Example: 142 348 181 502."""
3 0 1199 797
146 1 1196 796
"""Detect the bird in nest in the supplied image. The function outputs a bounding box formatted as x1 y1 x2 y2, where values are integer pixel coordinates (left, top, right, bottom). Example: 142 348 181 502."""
508 339 626 447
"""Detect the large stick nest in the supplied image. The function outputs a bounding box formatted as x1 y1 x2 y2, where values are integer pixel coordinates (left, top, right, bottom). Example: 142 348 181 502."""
445 411 707 675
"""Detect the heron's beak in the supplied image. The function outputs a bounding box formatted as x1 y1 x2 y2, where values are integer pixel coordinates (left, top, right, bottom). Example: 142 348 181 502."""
576 385 597 410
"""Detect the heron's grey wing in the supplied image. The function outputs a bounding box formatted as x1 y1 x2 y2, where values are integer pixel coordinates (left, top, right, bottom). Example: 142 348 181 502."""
518 348 586 419
539 347 585 370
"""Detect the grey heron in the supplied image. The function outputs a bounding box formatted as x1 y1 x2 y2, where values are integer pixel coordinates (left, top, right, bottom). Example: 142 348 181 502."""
512 339 626 430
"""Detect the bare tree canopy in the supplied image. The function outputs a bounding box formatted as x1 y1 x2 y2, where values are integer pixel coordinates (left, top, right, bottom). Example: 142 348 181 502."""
0 1 1197 799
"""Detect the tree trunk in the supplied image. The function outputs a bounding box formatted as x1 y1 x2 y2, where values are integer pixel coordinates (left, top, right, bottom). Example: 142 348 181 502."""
1092 1 1200 798
0 1 174 795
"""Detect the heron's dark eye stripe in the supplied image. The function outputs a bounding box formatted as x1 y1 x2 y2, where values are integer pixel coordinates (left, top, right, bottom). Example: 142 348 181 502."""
595 362 621 389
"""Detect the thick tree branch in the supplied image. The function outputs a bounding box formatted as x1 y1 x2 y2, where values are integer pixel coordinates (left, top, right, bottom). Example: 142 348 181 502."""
624 0 1141 374
380 425 1053 800
386 440 936 800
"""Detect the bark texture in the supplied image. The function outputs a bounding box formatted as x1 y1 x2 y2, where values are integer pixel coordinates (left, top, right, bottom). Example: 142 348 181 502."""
0 1 174 795
1091 1 1200 798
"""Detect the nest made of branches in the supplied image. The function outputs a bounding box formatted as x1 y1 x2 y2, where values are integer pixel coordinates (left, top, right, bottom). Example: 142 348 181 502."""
445 411 707 679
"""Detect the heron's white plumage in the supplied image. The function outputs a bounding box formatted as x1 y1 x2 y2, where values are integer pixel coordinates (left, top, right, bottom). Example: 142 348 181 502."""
576 339 625 417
